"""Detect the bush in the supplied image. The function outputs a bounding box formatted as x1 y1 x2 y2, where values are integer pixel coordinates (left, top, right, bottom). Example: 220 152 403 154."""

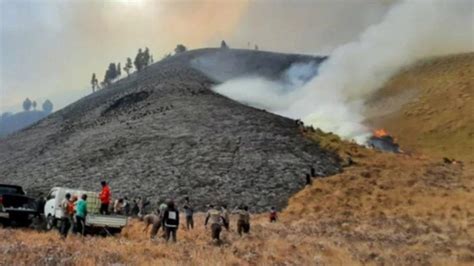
23 98 32 111
174 44 187 54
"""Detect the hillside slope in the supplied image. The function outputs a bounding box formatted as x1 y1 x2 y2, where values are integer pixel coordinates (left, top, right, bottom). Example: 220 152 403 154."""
0 110 49 137
0 48 335 210
365 52 474 162
2 133 472 265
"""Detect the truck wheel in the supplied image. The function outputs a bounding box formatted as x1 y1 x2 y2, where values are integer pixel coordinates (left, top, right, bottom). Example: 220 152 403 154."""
46 216 56 231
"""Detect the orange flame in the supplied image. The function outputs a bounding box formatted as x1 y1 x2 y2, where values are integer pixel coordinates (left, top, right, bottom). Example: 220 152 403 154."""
373 129 389 138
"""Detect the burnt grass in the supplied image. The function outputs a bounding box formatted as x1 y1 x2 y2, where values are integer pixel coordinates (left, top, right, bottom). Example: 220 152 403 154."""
0 48 339 211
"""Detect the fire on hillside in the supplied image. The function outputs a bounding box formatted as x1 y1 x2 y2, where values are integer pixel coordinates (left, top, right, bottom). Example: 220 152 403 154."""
367 129 401 153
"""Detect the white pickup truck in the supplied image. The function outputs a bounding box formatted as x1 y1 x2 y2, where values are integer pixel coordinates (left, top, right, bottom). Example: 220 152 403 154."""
44 187 127 235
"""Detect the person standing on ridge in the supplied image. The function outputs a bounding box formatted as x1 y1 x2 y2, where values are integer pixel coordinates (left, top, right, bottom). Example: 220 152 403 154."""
99 181 111 215
163 200 179 242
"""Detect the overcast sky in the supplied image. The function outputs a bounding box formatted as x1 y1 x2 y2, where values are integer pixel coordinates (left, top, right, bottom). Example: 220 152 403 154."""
0 0 394 113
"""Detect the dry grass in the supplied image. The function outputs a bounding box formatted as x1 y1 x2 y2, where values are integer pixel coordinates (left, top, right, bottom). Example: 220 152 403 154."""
0 214 356 265
366 52 474 162
2 138 473 265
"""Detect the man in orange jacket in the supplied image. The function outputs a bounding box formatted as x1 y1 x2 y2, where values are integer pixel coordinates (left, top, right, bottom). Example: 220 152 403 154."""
99 181 111 214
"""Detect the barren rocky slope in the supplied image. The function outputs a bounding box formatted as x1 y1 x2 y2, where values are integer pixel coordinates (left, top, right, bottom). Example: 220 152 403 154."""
0 48 337 210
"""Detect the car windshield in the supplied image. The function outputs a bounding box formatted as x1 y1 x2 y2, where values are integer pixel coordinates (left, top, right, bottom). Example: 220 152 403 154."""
0 186 22 195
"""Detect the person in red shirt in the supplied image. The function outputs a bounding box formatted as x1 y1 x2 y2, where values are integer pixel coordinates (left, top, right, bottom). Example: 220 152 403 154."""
99 181 111 214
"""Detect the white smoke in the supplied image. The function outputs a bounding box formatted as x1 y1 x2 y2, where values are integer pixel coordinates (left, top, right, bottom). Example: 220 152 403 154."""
213 0 474 143
212 62 318 113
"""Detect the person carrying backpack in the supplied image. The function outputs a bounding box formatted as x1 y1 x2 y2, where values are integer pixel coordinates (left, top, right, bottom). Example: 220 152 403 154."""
163 200 179 242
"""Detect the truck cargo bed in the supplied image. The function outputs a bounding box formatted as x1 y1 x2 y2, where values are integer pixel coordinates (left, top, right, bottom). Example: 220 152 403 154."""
86 214 127 228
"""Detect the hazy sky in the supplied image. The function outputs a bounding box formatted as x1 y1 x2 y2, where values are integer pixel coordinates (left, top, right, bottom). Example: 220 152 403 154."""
0 0 394 113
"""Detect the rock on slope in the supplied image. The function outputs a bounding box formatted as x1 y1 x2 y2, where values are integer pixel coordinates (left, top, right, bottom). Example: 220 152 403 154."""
0 48 338 210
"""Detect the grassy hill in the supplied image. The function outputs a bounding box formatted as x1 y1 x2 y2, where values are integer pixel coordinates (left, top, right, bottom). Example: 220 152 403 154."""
365 52 474 162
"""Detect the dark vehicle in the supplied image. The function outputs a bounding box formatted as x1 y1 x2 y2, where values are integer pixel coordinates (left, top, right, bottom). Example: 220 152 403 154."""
0 184 38 226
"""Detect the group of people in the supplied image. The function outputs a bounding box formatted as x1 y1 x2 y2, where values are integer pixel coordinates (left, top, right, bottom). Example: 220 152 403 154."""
57 180 280 243
141 197 277 244
204 204 252 242
59 193 88 238
100 181 153 217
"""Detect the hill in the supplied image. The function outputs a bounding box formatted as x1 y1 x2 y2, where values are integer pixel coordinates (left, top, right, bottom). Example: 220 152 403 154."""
0 48 336 211
0 110 50 137
365 52 474 162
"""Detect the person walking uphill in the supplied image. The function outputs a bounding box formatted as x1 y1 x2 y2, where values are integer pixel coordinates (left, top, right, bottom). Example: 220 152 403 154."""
99 181 111 214
75 194 88 236
163 201 179 242
205 205 225 243
234 205 251 236
59 193 74 239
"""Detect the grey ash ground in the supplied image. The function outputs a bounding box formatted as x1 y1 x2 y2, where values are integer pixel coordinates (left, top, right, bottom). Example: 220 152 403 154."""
0 48 339 211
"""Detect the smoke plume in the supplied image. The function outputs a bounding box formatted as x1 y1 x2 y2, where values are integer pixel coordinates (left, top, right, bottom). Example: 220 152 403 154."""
213 0 474 143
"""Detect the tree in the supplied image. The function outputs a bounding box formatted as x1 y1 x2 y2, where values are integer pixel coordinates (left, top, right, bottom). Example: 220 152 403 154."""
143 47 150 67
103 63 118 86
91 73 99 92
150 55 154 64
23 98 32 111
162 53 172 60
32 101 37 110
174 44 187 54
220 40 229 49
117 63 122 77
42 99 53 113
124 57 133 76
134 48 144 72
